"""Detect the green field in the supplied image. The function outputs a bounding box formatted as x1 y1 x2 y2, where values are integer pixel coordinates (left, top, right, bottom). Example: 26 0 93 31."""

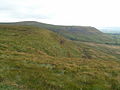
0 25 120 90
108 33 120 45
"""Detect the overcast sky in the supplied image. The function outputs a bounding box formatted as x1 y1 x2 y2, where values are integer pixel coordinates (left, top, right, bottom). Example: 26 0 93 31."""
0 0 120 27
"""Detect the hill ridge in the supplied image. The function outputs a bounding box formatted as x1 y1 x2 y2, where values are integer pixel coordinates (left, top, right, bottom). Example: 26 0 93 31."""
0 21 114 44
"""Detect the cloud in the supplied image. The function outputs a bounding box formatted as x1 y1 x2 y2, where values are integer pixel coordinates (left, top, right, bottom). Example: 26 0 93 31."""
0 0 120 27
0 0 53 21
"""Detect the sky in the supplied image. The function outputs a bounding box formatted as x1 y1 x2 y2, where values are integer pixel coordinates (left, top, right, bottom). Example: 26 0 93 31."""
0 0 120 27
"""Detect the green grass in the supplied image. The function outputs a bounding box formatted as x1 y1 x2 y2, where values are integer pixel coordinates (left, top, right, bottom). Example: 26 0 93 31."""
0 25 120 90
0 52 120 90
0 25 83 58
0 21 115 44
107 33 120 45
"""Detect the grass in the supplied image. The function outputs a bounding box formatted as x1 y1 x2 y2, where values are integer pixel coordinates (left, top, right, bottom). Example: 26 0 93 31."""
0 25 120 90
0 21 115 44
107 33 120 45
0 52 120 90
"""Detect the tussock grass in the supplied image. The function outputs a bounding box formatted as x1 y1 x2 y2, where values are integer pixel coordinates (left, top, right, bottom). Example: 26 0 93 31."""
0 25 120 90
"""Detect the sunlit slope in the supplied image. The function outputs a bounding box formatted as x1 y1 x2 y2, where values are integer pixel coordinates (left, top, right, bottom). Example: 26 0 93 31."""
0 21 114 44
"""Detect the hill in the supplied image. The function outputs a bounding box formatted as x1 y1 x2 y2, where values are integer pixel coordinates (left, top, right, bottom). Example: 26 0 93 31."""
0 25 120 90
0 21 114 44
0 25 119 59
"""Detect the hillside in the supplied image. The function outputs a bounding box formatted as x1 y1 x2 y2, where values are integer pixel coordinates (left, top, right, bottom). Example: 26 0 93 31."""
0 25 120 90
0 25 119 60
0 21 114 44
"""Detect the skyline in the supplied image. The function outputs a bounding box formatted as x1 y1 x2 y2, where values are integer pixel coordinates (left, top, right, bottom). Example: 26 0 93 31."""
0 0 120 27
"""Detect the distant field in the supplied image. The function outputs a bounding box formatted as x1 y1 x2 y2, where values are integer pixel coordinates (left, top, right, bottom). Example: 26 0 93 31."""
107 33 120 45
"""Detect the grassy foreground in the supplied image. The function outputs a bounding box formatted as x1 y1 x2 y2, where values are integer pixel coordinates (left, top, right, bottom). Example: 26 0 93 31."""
0 25 120 90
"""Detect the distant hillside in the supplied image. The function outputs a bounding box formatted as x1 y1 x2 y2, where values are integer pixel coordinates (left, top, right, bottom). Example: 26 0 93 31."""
0 21 114 44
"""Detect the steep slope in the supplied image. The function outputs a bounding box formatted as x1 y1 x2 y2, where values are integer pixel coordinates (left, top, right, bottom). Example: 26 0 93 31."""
0 25 120 90
0 21 114 44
